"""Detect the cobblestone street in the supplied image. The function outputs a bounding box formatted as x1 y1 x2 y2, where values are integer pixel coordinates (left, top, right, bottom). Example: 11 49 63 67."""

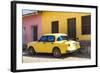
22 50 90 63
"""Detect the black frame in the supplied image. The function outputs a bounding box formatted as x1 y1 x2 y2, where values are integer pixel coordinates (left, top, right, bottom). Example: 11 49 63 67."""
11 1 98 72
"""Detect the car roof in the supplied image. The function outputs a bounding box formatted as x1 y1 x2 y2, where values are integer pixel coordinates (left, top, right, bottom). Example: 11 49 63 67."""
43 33 67 37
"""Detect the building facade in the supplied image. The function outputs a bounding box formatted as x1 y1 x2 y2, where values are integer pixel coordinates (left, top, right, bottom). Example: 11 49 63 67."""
42 11 91 41
23 11 91 45
22 12 42 44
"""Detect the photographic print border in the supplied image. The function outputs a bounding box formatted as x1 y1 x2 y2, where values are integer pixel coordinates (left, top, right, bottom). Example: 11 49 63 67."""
11 1 98 72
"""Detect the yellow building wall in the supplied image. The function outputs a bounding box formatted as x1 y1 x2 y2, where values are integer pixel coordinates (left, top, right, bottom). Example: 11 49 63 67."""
41 11 91 41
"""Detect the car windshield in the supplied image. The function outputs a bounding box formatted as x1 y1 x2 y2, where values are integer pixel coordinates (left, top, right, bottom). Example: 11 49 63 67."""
57 36 69 41
39 36 47 42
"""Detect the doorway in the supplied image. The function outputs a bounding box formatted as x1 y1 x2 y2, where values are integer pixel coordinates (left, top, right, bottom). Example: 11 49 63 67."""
52 21 59 33
32 25 38 41
67 18 76 39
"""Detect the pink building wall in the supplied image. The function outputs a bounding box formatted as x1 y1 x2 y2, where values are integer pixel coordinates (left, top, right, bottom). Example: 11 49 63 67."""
23 14 42 44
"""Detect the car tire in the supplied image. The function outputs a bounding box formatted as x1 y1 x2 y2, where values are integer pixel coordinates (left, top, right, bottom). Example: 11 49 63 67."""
53 48 61 58
28 47 36 55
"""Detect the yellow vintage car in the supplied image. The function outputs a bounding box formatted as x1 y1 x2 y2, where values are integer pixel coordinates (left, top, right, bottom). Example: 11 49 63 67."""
27 33 80 57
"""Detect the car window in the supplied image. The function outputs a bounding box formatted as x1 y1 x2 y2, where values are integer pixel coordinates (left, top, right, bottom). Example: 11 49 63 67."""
39 36 47 42
57 37 62 41
57 36 69 41
47 36 55 42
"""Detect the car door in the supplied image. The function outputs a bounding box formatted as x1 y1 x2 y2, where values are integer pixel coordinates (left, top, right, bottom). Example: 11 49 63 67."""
35 36 47 53
42 36 55 53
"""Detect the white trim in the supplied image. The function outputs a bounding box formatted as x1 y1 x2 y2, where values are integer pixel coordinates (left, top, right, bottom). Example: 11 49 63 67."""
16 3 96 70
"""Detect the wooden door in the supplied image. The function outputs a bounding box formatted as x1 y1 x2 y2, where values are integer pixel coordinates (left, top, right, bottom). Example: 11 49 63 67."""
68 18 76 39
52 21 59 33
32 25 38 41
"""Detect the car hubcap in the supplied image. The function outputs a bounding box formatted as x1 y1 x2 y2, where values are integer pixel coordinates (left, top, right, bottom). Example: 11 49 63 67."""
54 49 61 57
29 49 33 54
